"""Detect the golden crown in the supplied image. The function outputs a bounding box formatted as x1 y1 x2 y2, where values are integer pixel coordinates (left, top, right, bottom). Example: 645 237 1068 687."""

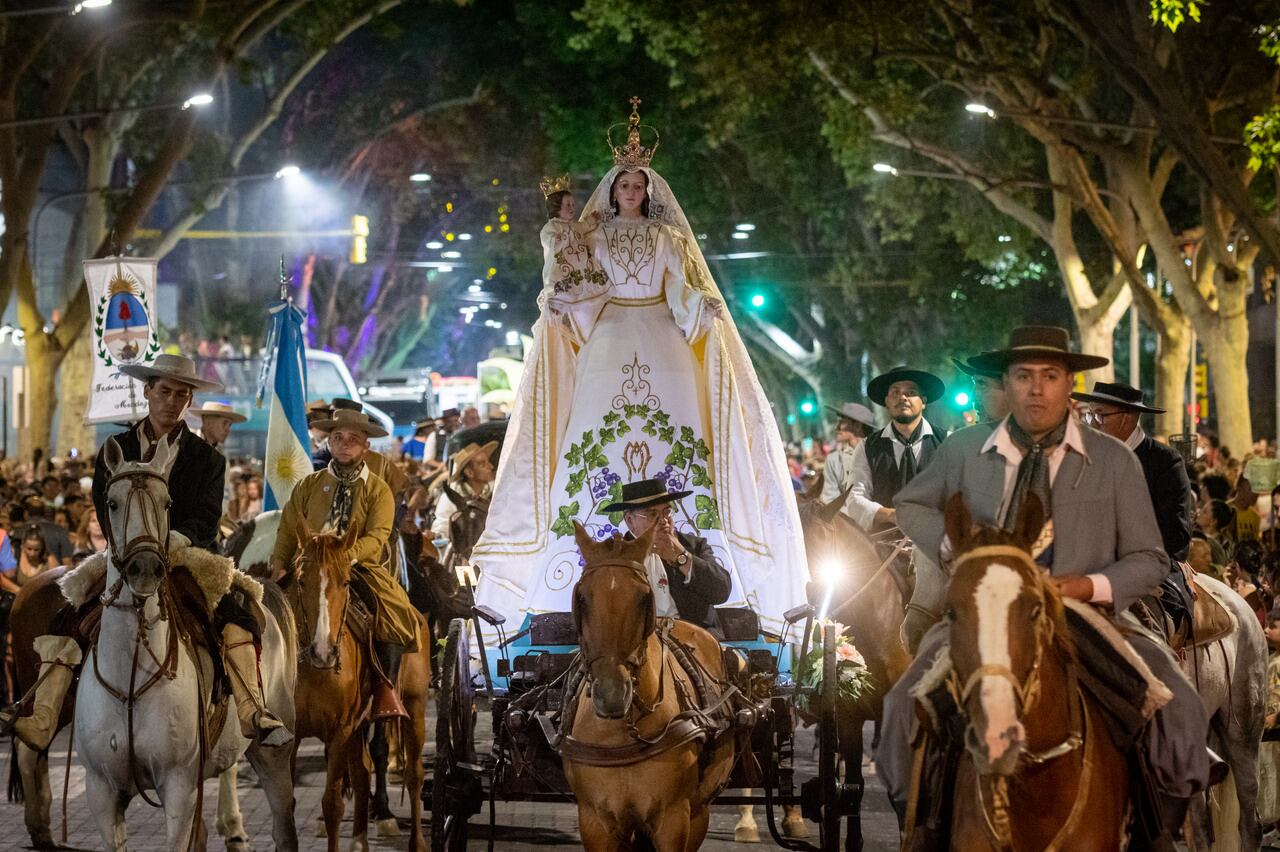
607 96 660 169
539 174 572 198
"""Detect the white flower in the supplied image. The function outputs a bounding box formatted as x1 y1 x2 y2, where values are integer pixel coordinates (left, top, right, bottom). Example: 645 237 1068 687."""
835 642 864 665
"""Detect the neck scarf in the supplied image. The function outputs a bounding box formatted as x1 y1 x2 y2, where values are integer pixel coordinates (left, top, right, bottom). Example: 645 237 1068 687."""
1001 415 1069 533
326 458 366 534
892 420 924 489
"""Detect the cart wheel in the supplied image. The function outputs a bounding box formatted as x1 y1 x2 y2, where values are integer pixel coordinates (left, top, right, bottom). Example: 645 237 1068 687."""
432 617 477 852
818 626 841 851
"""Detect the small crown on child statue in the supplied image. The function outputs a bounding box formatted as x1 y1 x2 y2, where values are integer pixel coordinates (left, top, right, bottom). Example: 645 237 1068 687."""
607 96 660 169
539 174 572 198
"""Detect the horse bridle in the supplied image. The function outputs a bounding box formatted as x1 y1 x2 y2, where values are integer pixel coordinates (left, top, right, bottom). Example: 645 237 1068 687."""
103 467 174 594
574 558 656 679
291 554 351 671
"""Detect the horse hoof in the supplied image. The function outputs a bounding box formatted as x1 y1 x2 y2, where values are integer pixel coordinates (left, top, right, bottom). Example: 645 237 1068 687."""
734 824 761 843
376 816 401 837
782 817 810 839
315 817 327 837
226 836 252 852
350 836 369 852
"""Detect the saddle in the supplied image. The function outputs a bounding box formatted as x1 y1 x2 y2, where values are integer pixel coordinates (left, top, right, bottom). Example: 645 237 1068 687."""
1189 579 1233 648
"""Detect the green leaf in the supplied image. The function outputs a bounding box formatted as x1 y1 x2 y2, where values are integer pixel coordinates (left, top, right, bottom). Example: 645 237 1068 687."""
587 445 609 469
566 442 583 467
694 439 710 461
642 421 657 436
568 469 588 496
679 425 695 444
616 420 632 436
694 494 721 530
658 425 675 444
581 430 594 446
603 411 621 427
652 410 670 427
690 463 712 488
598 427 616 445
608 510 625 526
551 501 580 537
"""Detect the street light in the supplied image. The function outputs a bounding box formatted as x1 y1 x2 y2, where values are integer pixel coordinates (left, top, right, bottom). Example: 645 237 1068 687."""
735 223 756 232
872 162 899 176
963 101 1243 146
1 0 109 17
410 172 432 182
182 93 214 110
425 241 443 249
0 92 214 129
965 102 996 118
274 165 300 179
731 231 749 240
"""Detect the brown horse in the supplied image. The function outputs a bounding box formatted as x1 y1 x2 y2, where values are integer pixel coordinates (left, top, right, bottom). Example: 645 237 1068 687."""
789 484 912 851
562 521 736 851
936 494 1128 850
288 520 431 852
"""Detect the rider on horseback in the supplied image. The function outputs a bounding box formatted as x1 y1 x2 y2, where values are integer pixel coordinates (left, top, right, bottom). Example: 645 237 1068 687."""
430 440 496 541
1 354 291 750
270 407 419 721
842 366 949 651
879 326 1212 845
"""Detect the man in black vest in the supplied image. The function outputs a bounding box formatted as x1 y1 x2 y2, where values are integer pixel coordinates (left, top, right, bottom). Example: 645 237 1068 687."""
1073 381 1196 643
845 365 947 650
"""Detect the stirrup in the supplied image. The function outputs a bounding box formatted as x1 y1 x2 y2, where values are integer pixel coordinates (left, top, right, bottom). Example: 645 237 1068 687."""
254 710 293 748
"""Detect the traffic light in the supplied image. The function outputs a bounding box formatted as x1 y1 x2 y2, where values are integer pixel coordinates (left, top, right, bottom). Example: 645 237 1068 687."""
1194 364 1207 397
749 292 766 309
350 214 369 264
954 391 971 407
799 400 815 415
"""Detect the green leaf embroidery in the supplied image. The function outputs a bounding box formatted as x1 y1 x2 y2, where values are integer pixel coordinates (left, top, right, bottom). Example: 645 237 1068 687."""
658 425 675 444
642 421 657 436
693 439 710 461
602 411 621 427
566 469 586 498
616 420 632 436
690 463 712 488
652 411 670 427
598 427 616 445
566 442 583 467
694 494 721 530
551 501 580 537
679 425 695 444
587 445 608 469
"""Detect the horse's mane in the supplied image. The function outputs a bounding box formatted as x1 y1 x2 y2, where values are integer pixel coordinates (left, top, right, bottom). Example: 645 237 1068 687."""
300 530 353 584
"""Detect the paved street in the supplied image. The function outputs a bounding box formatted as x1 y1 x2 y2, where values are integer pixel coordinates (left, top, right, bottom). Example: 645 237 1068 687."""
0 713 899 851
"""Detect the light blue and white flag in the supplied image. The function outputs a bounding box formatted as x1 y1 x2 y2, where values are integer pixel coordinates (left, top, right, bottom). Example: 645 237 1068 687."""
262 299 310 511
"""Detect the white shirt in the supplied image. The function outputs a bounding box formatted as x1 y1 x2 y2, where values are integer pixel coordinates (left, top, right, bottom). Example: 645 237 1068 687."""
624 518 693 618
1125 425 1145 451
979 416 1113 604
846 420 936 530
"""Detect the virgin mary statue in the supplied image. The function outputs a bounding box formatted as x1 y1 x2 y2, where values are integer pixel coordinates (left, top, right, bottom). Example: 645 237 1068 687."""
472 99 807 636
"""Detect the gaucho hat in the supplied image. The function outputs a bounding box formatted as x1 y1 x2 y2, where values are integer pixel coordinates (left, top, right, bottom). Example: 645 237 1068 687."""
1071 381 1165 415
969 325 1109 374
600 477 693 513
866 366 945 407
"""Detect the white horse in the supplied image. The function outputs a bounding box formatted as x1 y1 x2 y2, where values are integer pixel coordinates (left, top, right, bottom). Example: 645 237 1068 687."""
76 436 299 851
1182 572 1267 851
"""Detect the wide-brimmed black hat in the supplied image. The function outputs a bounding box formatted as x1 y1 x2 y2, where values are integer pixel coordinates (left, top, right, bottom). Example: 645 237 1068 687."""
866 366 945 407
1071 381 1164 414
969 326 1109 374
951 356 1003 381
601 477 693 513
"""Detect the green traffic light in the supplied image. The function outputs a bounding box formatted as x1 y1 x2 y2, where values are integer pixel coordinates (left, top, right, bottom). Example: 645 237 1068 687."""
954 391 971 407
749 293 766 309
800 400 815 415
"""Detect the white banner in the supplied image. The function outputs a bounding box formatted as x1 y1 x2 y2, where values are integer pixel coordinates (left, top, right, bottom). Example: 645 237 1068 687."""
85 257 160 424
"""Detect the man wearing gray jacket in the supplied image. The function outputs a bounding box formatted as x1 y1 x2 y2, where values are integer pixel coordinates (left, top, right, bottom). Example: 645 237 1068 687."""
877 326 1210 836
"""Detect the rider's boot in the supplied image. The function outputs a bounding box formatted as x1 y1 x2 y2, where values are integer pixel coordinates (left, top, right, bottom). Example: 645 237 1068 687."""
9 635 83 751
371 641 409 722
223 624 293 747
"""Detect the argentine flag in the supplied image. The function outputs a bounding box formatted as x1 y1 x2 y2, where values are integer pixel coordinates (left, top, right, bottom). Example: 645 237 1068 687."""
262 299 311 511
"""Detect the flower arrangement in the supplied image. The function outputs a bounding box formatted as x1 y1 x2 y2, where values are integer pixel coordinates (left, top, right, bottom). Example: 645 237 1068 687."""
795 621 875 715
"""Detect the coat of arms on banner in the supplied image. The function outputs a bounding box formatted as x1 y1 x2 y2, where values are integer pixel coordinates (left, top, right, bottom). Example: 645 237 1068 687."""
94 269 159 367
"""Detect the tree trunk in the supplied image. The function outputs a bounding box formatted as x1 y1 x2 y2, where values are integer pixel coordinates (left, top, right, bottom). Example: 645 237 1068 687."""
54 328 95 454
1201 312 1252 455
1075 314 1119 384
19 335 64 461
1153 321 1190 439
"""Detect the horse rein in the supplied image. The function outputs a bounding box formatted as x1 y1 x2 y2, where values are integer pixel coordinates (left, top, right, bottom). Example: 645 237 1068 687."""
575 558 654 677
102 467 173 581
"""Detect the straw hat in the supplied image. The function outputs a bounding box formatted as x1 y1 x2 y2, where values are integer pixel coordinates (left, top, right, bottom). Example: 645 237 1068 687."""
311 408 388 438
449 441 498 479
118 353 223 392
187 401 247 423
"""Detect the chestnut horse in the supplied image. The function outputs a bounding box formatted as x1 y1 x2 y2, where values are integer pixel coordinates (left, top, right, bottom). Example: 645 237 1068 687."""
937 494 1128 850
563 521 735 851
288 521 431 852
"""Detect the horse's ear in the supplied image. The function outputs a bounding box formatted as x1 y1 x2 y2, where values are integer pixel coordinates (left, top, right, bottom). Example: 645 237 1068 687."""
443 482 464 508
572 520 595 560
633 520 658 559
803 470 825 502
340 522 360 553
103 437 124 475
1011 493 1045 553
944 492 973 555
151 434 180 478
818 486 851 524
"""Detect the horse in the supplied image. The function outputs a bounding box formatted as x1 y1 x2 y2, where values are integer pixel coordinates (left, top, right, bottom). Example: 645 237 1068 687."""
562 521 736 851
735 483 912 849
419 483 489 643
935 493 1129 850
288 518 430 852
75 435 298 851
1180 571 1267 851
222 508 280 578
